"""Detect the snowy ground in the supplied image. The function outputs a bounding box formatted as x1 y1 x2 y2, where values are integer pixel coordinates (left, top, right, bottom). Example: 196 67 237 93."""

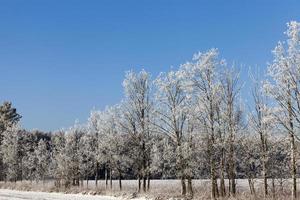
0 179 296 199
0 189 121 200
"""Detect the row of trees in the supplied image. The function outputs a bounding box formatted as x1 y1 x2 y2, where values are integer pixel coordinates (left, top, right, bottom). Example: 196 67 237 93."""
0 21 300 199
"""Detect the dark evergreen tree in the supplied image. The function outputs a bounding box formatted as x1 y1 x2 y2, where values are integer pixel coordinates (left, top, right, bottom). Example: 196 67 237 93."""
0 101 22 137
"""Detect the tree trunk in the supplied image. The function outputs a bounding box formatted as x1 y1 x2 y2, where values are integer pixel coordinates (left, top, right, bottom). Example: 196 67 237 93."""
138 175 141 193
211 160 217 199
288 92 297 200
187 176 193 198
260 131 268 198
177 142 186 196
181 176 187 196
263 170 268 198
220 152 226 197
147 158 151 192
210 141 218 199
215 178 219 198
280 178 284 194
248 178 256 196
95 163 98 188
142 141 147 193
291 133 297 200
110 169 112 190
229 136 236 196
249 178 257 198
147 174 150 192
105 167 108 190
143 176 146 192
119 172 122 191
272 178 275 200
86 177 89 189
220 176 226 197
228 178 231 194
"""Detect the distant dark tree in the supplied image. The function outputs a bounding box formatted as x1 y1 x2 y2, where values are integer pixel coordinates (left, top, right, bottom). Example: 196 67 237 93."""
0 101 22 137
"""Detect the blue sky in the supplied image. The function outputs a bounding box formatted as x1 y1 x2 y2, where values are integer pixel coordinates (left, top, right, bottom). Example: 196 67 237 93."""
0 0 299 131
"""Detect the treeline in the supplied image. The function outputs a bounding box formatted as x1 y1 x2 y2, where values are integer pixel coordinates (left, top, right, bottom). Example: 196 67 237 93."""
0 21 300 200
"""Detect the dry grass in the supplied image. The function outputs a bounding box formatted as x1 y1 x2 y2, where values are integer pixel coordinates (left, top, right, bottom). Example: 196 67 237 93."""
0 179 298 199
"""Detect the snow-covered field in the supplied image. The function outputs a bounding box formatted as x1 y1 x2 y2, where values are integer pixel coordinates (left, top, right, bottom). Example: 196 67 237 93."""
0 189 121 200
0 179 296 200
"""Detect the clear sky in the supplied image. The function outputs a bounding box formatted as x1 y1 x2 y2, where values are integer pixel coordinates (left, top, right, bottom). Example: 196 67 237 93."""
0 0 299 131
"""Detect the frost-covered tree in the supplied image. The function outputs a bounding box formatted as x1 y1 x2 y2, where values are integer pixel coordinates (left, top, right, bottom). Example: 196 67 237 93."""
237 134 260 196
50 131 66 188
63 123 84 187
21 131 39 182
181 49 223 199
35 139 50 183
268 136 290 198
121 70 153 192
1 124 21 182
220 68 242 197
101 106 131 190
22 148 37 182
78 133 95 188
181 129 198 198
249 76 274 198
89 106 124 190
264 21 300 199
87 109 104 187
150 137 176 179
154 69 190 196
0 102 21 181
50 123 84 189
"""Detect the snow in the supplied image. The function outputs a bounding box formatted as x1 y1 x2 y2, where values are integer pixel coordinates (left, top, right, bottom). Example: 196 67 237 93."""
0 189 120 200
